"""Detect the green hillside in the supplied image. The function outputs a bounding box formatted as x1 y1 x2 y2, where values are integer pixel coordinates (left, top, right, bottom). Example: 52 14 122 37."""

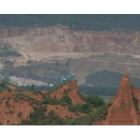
0 15 140 31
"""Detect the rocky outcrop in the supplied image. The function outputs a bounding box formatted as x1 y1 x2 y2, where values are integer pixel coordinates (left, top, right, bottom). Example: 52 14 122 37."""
96 74 140 125
0 89 44 125
50 80 85 104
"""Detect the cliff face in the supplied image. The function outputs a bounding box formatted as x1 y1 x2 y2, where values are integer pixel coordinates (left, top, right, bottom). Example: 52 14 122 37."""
1 26 140 83
97 74 140 125
1 26 140 61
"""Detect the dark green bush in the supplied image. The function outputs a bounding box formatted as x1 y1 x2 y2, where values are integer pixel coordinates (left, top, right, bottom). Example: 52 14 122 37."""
43 95 71 106
79 93 105 108
132 96 139 111
21 108 66 125
92 103 112 122
61 95 72 105
85 95 105 108
69 103 92 113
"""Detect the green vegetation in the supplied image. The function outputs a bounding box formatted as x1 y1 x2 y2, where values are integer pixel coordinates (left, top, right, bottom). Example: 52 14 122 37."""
14 92 26 102
79 85 118 96
84 95 105 108
20 102 111 125
21 108 66 125
61 95 72 105
43 95 72 106
1 60 68 85
0 45 21 58
69 103 92 113
18 112 22 117
5 100 10 108
0 78 112 125
99 95 113 103
67 103 112 125
132 96 139 112
1 15 140 31
19 90 111 125
0 78 10 92
80 70 140 96
86 70 140 88
68 94 106 114
14 91 41 106
92 103 111 122
79 93 105 108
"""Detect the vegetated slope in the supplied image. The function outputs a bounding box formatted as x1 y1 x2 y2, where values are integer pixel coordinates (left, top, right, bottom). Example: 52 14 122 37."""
0 80 106 125
96 74 140 125
79 70 140 96
86 70 140 87
0 89 43 125
1 15 140 30
69 53 140 82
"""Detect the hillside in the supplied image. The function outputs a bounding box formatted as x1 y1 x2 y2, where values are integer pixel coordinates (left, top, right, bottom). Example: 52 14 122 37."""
1 15 140 30
1 25 140 87
0 80 106 125
0 74 140 125
79 70 140 96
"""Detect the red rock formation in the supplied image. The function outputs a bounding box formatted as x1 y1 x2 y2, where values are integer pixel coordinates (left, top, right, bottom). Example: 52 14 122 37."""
0 98 34 125
50 80 85 104
22 90 44 101
96 74 140 125
0 89 44 125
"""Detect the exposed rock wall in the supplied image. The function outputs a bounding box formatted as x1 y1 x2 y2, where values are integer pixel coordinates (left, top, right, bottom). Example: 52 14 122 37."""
50 80 85 104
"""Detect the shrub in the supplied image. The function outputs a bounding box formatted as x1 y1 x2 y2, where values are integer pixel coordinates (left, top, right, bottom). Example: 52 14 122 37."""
85 95 105 108
69 112 96 125
61 95 72 105
132 96 139 111
21 108 66 125
79 93 105 108
43 95 71 106
69 103 92 113
92 103 112 122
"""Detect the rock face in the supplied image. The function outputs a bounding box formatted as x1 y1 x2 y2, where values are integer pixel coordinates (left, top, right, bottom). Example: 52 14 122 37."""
50 80 85 104
97 74 140 125
1 26 140 61
2 26 140 83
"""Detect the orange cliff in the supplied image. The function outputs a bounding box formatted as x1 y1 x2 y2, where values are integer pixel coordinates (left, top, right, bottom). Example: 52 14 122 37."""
43 80 85 119
49 80 85 104
96 74 140 125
